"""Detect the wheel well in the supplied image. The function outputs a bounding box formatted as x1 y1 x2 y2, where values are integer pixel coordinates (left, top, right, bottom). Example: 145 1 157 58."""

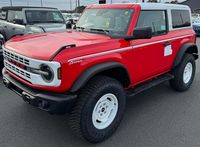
0 33 5 45
185 46 198 60
96 67 131 87
173 43 198 68
70 62 131 93
0 28 7 40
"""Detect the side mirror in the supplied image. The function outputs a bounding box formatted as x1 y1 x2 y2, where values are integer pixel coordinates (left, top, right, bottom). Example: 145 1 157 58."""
124 27 152 41
66 21 72 29
13 19 24 25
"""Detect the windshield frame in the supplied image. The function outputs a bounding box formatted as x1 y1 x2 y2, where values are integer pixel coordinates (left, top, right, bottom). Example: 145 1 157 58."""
25 9 65 24
76 8 134 36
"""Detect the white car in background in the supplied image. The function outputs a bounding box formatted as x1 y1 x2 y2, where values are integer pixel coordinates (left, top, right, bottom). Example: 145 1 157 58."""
0 6 66 42
0 6 67 61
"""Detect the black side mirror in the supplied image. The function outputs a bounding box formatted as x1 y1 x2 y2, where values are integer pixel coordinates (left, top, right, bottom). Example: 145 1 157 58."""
124 27 152 41
66 21 72 29
13 19 24 25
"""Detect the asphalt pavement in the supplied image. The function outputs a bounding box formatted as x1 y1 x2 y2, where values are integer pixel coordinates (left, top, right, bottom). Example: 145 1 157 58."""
0 39 200 147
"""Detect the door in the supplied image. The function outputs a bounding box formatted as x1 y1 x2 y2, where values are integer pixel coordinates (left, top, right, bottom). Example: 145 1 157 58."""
130 10 172 84
6 10 25 39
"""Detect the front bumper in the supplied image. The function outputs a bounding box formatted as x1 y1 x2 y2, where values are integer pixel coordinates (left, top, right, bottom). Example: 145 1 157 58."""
2 68 77 114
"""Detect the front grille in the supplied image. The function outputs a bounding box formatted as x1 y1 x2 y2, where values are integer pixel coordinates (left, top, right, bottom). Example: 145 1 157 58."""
3 47 61 87
4 60 31 82
4 50 30 66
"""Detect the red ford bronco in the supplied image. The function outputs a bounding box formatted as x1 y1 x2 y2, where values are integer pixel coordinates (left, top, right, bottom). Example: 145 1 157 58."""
2 3 198 143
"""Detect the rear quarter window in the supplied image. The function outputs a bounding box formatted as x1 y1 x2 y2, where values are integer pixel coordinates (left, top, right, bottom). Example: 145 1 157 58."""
171 10 191 29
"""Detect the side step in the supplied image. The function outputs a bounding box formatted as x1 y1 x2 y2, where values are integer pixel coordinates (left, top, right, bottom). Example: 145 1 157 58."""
127 73 174 97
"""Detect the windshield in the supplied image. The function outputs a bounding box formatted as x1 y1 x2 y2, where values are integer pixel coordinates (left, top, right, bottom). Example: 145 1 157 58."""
76 8 134 36
7 10 23 22
26 10 65 24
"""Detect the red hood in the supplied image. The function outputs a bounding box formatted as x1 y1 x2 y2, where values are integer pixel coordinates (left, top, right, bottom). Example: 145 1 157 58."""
5 31 111 60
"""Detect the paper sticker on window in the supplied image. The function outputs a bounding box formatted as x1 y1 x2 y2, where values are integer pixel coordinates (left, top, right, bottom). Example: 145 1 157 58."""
161 25 166 30
164 45 172 56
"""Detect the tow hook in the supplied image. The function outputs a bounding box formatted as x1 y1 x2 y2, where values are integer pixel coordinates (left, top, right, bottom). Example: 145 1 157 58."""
2 77 11 88
22 91 35 104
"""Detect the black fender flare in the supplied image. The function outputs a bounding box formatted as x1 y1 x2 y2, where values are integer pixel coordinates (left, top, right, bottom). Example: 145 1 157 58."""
173 43 198 68
70 62 130 93
0 33 5 45
0 27 7 41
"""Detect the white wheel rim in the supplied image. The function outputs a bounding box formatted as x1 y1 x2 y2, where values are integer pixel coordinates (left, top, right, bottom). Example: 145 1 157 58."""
183 62 193 84
92 93 118 130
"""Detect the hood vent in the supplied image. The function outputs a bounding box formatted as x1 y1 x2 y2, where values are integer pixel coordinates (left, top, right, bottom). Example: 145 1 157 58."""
50 44 76 61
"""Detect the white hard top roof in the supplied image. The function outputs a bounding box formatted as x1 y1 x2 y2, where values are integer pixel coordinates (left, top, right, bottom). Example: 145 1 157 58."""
92 3 190 10
138 3 190 10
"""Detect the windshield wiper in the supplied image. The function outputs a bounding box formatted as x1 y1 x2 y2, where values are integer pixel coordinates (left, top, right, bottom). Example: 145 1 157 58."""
76 26 86 31
76 27 110 36
47 20 64 23
28 21 42 24
89 28 110 35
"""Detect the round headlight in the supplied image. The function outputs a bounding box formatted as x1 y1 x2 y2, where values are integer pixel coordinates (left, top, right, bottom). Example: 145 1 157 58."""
40 64 54 82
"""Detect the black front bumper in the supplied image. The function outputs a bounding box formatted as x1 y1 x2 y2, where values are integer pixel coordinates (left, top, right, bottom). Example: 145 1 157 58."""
2 68 77 114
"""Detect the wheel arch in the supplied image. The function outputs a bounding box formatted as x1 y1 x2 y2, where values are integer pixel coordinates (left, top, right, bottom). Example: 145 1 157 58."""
173 43 198 68
0 27 7 41
70 62 131 93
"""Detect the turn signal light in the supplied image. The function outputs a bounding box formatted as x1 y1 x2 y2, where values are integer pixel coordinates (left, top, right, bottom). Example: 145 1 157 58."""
57 67 62 80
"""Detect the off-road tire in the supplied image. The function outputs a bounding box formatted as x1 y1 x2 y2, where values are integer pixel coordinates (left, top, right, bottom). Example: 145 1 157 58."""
170 53 196 91
69 76 126 143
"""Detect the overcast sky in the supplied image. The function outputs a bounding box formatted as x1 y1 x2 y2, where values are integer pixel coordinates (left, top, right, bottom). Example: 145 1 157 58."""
0 0 187 10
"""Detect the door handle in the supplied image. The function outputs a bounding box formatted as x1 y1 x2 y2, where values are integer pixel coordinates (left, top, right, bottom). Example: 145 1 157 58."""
164 42 171 46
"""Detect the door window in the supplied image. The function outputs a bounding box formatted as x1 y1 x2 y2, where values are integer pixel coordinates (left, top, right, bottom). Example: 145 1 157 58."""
136 10 167 36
